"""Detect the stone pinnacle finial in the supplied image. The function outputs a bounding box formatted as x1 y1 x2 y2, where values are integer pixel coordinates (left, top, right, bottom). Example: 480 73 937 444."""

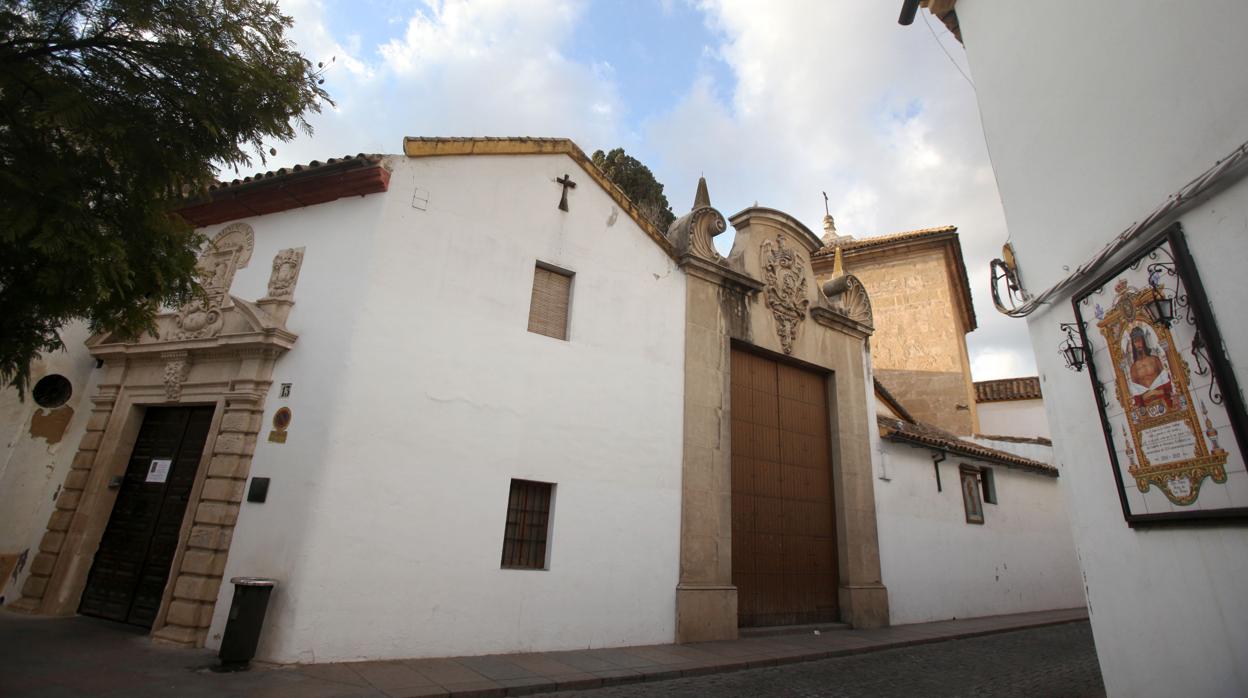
693 176 711 210
832 244 845 277
823 214 837 238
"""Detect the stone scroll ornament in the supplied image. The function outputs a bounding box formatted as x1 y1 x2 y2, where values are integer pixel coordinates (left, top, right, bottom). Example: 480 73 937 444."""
761 234 810 354
169 223 255 340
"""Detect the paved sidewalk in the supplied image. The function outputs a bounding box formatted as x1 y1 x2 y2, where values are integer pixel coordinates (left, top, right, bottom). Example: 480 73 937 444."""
0 607 1087 697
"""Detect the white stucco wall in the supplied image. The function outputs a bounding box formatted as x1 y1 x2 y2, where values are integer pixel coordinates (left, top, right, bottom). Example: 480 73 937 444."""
211 153 686 662
0 323 98 604
873 441 1084 625
976 399 1050 440
958 2 1248 695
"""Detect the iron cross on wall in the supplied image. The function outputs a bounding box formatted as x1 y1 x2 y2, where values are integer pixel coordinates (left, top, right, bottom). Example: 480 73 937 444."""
555 174 576 211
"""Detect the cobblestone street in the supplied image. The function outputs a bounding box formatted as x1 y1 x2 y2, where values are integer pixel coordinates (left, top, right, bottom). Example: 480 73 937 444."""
0 609 1096 697
562 623 1104 698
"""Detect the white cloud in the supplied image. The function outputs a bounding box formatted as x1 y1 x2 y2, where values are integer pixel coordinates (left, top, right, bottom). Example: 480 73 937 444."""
972 347 1036 382
648 0 1035 378
265 0 621 169
258 0 1036 378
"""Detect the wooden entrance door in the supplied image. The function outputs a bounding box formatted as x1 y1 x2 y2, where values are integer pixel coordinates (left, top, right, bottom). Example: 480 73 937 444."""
79 406 214 627
731 348 838 627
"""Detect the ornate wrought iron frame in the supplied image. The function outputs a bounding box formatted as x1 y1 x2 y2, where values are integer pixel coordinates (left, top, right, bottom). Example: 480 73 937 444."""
1072 223 1248 526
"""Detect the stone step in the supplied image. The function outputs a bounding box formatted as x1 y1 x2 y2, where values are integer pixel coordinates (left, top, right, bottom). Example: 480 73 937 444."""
739 622 851 638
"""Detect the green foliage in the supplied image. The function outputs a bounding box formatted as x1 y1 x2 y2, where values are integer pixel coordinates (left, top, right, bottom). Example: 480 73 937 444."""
0 0 329 392
591 147 676 232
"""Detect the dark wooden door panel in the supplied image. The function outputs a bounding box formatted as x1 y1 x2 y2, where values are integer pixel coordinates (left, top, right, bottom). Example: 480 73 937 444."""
731 349 838 627
79 406 214 628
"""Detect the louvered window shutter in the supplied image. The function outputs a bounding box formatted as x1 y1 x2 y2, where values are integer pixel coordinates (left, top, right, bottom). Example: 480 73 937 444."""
527 265 572 340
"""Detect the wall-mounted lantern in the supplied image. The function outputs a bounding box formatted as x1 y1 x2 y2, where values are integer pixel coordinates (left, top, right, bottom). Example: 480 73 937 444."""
1143 283 1176 327
1059 322 1088 372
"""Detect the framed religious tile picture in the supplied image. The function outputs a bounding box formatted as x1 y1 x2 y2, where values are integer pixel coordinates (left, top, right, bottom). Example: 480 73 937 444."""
1073 223 1248 525
960 466 985 525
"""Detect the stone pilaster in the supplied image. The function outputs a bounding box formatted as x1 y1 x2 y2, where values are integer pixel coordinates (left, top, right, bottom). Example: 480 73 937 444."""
11 382 119 614
153 353 271 646
676 268 739 643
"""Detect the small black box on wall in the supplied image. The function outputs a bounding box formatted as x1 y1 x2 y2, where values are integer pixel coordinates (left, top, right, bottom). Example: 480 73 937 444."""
247 477 271 503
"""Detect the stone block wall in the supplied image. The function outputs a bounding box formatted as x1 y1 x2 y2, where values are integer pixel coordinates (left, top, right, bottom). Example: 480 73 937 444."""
823 245 978 435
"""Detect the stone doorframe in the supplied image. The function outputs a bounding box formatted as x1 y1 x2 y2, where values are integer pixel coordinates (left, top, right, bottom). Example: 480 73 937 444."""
12 229 303 647
666 182 889 642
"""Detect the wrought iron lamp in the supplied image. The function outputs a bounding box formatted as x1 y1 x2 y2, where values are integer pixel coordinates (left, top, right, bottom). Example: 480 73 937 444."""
1143 284 1175 327
1059 323 1087 372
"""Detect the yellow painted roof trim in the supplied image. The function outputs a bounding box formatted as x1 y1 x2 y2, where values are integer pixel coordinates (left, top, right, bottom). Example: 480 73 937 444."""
402 137 677 260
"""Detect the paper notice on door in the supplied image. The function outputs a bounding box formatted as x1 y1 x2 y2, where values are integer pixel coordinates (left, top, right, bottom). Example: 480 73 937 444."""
146 459 172 483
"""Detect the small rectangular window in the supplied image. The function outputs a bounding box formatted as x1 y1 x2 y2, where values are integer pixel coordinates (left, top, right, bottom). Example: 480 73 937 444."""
501 479 554 569
980 467 998 505
527 263 573 340
960 466 984 525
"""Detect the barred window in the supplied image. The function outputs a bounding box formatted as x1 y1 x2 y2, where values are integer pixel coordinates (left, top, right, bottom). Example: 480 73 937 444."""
527 263 573 340
501 479 554 570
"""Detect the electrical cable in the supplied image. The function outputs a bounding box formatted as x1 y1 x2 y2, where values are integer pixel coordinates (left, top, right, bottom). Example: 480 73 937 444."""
922 9 974 89
995 138 1248 317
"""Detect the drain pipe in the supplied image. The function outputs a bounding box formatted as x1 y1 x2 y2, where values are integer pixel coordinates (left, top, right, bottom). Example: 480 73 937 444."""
899 0 921 25
932 450 946 491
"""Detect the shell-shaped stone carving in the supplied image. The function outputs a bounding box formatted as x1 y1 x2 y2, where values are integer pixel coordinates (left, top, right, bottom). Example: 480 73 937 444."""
822 273 872 326
839 275 872 325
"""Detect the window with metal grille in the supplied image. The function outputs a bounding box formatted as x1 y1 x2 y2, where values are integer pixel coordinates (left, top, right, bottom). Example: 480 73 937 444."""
527 263 573 340
501 479 554 569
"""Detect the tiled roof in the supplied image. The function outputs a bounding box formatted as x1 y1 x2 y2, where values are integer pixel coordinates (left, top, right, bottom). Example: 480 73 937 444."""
975 376 1043 402
178 154 392 227
203 154 386 193
874 379 916 424
812 224 976 333
812 225 959 256
975 433 1053 446
878 415 1058 476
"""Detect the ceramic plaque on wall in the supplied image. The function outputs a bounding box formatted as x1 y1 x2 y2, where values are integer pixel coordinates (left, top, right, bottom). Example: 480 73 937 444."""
1073 224 1248 525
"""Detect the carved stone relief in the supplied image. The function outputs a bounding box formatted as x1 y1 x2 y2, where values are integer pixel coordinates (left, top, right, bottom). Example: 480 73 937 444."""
266 247 305 299
167 223 255 341
837 275 873 325
170 298 224 340
198 223 254 304
162 351 191 400
761 234 810 354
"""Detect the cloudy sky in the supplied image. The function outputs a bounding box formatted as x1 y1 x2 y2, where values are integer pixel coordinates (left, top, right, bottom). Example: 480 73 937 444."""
260 0 1036 380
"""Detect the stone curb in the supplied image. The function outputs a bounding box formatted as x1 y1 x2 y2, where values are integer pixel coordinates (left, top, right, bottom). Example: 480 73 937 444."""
419 614 1089 697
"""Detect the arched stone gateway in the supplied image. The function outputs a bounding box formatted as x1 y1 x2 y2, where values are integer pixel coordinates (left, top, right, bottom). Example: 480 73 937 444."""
11 228 305 647
668 181 888 641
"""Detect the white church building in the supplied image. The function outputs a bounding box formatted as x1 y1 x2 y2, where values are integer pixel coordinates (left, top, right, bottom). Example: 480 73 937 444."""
0 137 1082 663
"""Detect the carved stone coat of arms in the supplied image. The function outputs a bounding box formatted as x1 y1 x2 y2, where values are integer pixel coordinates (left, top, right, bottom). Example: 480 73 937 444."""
761 234 810 354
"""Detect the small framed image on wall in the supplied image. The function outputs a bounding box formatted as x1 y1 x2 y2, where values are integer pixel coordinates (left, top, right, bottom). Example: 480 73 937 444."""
1073 223 1248 525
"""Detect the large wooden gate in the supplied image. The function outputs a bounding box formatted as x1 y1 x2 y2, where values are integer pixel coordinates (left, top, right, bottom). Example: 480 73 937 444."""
730 348 838 627
79 406 214 627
